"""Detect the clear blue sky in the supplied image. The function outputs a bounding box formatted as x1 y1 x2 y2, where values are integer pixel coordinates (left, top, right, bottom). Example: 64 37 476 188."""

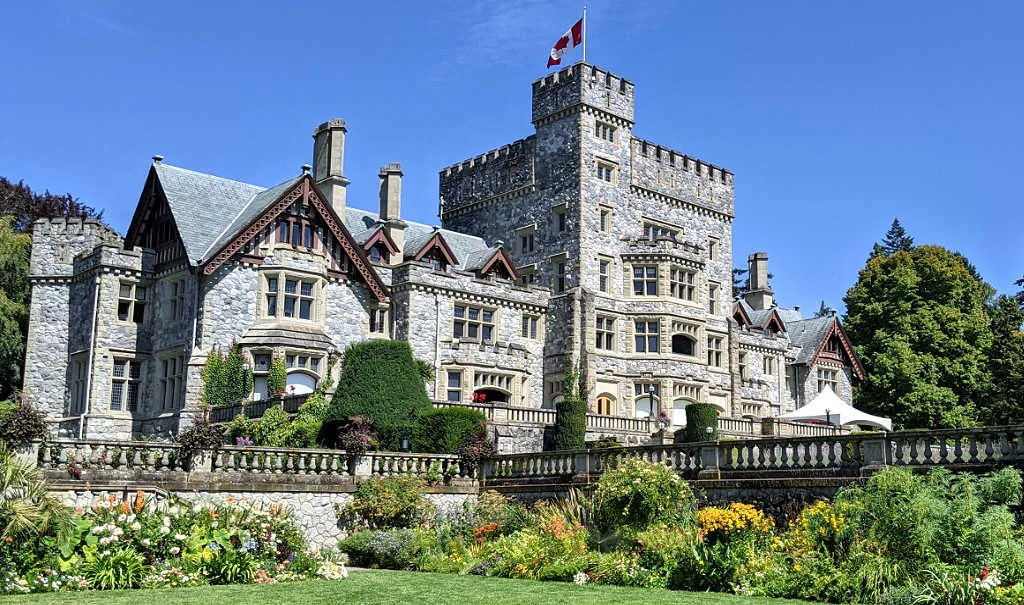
2 1 1021 313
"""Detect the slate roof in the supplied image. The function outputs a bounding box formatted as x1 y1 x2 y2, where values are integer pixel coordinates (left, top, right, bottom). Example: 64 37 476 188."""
784 316 836 365
152 162 498 271
737 300 775 329
153 163 265 264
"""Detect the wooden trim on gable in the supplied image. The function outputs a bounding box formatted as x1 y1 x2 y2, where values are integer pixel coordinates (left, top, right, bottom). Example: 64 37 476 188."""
362 228 400 255
124 167 190 267
765 309 785 333
732 302 752 327
478 248 519 280
200 175 388 302
413 232 459 266
809 319 866 380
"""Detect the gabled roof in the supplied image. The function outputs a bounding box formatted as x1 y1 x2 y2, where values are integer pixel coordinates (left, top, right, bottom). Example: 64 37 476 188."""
202 175 303 259
411 231 459 266
342 207 493 270
360 227 400 255
466 246 518 279
148 163 265 264
734 300 785 333
786 316 865 379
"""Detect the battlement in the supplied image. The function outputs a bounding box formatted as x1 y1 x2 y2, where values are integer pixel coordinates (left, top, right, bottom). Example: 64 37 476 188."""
631 137 733 187
532 62 634 125
31 217 123 241
440 136 535 178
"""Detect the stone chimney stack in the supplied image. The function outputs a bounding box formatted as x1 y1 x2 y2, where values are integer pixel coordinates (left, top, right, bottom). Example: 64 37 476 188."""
312 119 350 216
744 251 774 310
379 162 406 265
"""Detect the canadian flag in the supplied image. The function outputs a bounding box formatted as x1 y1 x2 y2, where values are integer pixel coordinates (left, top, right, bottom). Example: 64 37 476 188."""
547 18 583 68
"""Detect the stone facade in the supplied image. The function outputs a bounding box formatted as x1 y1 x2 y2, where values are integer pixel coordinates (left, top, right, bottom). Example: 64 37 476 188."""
23 62 864 448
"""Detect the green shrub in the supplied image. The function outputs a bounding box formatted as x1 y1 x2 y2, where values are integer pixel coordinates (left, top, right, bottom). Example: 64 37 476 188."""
326 340 432 450
552 365 586 451
680 403 719 442
266 358 287 396
338 528 430 570
0 401 46 447
339 476 433 530
413 407 486 454
82 547 145 590
202 549 257 585
593 458 695 530
200 344 252 408
173 419 224 458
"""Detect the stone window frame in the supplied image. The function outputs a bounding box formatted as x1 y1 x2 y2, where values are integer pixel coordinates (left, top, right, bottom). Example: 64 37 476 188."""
550 203 568 234
594 121 616 142
598 205 613 234
157 352 186 411
763 355 776 376
595 159 617 184
167 277 187 321
669 266 697 302
707 237 720 261
517 263 537 286
260 270 323 324
453 303 496 343
521 313 541 340
446 369 463 402
550 253 569 293
739 351 749 380
369 304 390 337
544 375 565 409
117 281 147 324
631 263 659 297
817 367 840 393
69 353 88 415
597 255 613 293
595 394 615 415
515 223 538 254
707 335 724 368
595 315 615 351
633 319 660 354
110 357 142 412
642 218 681 242
707 281 720 315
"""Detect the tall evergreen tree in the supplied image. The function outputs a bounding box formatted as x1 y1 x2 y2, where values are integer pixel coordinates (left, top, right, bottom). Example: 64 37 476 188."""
731 268 749 299
815 300 832 318
878 218 915 257
0 217 30 399
843 245 993 429
980 295 1024 425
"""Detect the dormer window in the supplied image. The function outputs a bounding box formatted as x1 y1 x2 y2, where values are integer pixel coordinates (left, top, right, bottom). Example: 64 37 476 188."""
368 245 383 263
421 254 447 271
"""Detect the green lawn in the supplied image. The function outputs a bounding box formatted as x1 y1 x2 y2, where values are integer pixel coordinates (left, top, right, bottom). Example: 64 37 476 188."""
2 570 817 605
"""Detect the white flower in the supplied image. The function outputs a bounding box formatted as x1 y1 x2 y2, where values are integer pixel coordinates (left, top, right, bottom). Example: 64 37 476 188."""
141 539 151 547
130 522 141 531
127 514 136 523
573 571 589 585
169 546 180 555
159 527 170 535
211 522 218 528
113 527 124 536
174 534 186 541
169 506 179 515
117 514 127 522
91 526 103 535
162 516 171 527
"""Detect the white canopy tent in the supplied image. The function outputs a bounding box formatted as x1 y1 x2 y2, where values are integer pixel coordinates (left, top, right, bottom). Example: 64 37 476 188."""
779 387 892 431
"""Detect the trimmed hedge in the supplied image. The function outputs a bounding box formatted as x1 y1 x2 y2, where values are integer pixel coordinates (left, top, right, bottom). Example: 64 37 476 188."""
325 340 432 450
679 403 720 443
412 407 486 454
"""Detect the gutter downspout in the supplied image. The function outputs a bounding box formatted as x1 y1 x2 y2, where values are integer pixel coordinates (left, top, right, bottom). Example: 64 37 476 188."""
80 274 101 438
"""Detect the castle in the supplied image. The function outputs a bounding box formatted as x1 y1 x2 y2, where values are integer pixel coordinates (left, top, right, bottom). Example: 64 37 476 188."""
23 63 864 450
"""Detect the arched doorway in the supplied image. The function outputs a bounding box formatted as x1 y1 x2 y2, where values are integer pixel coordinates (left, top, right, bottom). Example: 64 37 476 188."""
672 398 695 426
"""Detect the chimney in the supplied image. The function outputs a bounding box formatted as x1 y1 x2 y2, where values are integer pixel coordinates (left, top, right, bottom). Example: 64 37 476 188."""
743 251 774 310
379 163 406 264
312 119 350 216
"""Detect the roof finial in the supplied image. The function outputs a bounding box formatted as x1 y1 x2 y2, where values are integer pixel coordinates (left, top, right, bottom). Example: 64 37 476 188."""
152 155 164 164
301 164 311 175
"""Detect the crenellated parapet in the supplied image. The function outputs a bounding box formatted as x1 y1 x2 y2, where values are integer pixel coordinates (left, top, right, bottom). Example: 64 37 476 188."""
531 62 635 125
438 136 537 218
30 218 125 277
630 137 735 216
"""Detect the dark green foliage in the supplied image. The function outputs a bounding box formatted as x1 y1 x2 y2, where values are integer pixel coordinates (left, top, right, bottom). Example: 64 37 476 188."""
0 400 46 446
326 340 432 450
82 546 145 590
0 217 29 400
681 403 719 442
878 218 915 257
266 358 287 397
174 418 224 456
339 476 432 530
413 407 486 454
552 364 586 451
843 244 994 428
203 549 257 585
980 295 1024 425
0 176 103 233
732 267 748 299
201 344 251 408
415 359 435 383
815 300 833 318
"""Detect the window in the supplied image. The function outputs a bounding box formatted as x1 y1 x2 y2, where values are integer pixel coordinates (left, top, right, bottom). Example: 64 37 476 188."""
276 201 318 250
447 371 462 402
707 237 719 261
264 273 318 320
368 246 382 262
518 265 536 286
595 121 616 142
598 207 612 233
596 395 614 415
521 314 539 339
168 279 186 321
552 208 567 233
596 161 615 183
634 320 659 353
253 354 271 371
117 283 146 323
598 258 611 293
707 336 723 367
817 368 840 393
708 283 719 315
634 383 659 419
643 221 678 242
160 355 185 411
671 334 696 356
520 232 535 253
420 253 448 272
763 356 776 375
670 268 696 301
825 336 842 354
554 261 566 293
596 316 615 350
370 307 388 334
632 265 658 296
69 357 87 414
739 352 748 379
110 358 141 412
453 304 494 342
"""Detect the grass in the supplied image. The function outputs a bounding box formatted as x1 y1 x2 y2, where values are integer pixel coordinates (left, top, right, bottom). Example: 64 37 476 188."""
2 570 816 605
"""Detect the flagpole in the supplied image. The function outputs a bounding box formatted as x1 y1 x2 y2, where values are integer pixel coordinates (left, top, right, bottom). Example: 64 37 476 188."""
582 6 588 63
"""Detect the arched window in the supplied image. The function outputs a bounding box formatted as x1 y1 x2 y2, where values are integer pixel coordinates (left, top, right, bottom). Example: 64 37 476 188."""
672 398 694 426
596 394 615 415
472 388 508 404
671 334 696 356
